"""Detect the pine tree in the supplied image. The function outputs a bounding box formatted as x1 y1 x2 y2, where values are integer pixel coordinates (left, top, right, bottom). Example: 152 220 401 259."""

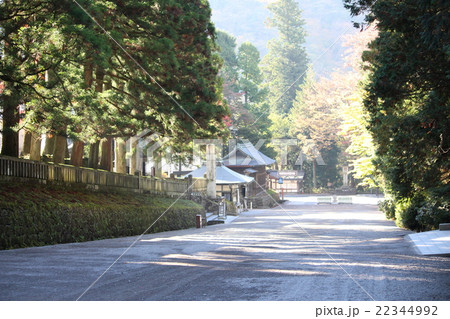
0 0 66 157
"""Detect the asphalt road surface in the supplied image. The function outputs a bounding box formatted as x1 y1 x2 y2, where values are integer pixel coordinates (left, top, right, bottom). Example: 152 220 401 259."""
1 195 449 301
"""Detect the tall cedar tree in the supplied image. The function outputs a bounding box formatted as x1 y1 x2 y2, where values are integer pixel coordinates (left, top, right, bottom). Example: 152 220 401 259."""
237 42 264 105
1 0 229 164
0 0 72 156
344 0 449 227
216 30 239 87
262 0 308 115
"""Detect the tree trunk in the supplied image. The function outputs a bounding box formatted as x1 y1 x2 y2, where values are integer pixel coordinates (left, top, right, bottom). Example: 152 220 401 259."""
84 62 93 87
88 141 100 169
115 137 126 174
53 135 67 164
94 68 113 171
95 68 104 94
65 141 70 159
29 132 42 161
1 32 21 158
22 131 32 156
129 137 138 175
71 140 84 167
313 160 317 190
43 134 55 156
99 137 113 171
154 152 163 178
67 62 92 167
0 84 20 157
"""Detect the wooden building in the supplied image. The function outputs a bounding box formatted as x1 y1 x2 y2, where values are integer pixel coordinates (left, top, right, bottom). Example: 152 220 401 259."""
268 170 305 193
222 142 275 196
183 163 254 203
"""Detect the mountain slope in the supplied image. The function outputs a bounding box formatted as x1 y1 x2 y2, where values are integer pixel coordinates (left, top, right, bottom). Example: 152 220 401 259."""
209 0 359 75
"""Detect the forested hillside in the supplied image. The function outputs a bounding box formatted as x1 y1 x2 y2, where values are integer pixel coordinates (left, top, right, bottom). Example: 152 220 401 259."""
209 0 359 75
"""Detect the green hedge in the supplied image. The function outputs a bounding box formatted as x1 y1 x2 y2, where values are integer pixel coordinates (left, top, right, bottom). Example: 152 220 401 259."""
379 198 396 220
0 182 203 250
379 194 450 232
266 189 281 203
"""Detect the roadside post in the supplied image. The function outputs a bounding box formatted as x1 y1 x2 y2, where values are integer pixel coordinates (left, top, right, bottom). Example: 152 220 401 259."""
278 177 284 200
196 214 202 228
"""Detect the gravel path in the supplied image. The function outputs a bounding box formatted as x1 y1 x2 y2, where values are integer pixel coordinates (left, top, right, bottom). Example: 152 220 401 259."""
1 199 449 301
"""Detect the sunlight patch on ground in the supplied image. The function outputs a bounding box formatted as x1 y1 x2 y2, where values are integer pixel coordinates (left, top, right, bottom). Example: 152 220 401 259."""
255 268 326 276
125 261 209 268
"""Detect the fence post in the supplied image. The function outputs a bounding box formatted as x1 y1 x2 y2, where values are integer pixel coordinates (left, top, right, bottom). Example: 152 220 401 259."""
137 171 142 192
187 175 193 200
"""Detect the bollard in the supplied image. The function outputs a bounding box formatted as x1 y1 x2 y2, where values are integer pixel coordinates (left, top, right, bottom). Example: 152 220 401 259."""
196 214 202 228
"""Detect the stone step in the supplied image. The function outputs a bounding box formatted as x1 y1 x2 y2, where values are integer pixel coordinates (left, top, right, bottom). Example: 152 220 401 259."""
207 220 225 226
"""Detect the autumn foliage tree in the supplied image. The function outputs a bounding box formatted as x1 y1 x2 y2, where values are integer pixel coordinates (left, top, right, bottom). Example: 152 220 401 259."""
338 26 379 189
291 71 350 189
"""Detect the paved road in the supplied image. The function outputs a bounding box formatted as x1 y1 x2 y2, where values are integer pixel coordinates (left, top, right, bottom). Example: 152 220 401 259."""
1 196 449 301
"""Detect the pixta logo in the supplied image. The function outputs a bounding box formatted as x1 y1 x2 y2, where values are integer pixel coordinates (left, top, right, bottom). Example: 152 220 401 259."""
126 131 326 173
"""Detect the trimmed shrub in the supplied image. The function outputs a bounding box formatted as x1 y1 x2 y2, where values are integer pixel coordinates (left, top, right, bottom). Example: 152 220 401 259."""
415 202 450 231
379 191 450 231
379 199 396 220
0 182 203 250
393 197 418 230
266 189 281 203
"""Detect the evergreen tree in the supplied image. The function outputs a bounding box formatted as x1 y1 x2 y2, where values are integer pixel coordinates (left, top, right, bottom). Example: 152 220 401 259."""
261 0 308 115
0 0 69 157
237 42 264 105
215 30 272 156
216 30 238 86
1 0 229 167
344 0 449 230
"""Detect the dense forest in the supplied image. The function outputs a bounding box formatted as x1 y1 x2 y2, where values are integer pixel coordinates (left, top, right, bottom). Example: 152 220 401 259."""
1 0 448 231
214 0 449 231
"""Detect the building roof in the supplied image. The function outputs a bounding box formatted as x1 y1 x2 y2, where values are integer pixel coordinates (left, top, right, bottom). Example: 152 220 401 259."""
183 164 254 185
223 142 276 167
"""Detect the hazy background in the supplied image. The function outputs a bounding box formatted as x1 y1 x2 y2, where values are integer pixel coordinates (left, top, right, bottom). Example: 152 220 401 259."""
209 0 360 76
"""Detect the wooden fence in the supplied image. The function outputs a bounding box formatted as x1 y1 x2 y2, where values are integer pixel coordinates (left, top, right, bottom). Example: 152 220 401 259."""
0 155 207 197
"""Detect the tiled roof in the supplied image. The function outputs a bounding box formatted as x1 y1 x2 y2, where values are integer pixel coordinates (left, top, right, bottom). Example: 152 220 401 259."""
223 142 275 166
183 164 254 184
